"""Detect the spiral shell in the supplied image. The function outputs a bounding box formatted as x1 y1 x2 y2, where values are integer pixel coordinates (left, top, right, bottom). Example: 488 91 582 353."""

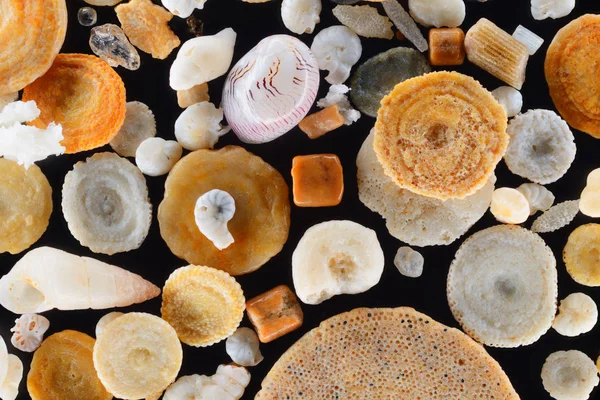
222 35 320 144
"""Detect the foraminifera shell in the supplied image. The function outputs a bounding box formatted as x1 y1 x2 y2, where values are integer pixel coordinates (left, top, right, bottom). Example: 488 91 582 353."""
222 35 320 144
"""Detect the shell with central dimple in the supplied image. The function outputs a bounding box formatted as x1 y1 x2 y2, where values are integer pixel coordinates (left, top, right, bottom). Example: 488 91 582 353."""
222 35 320 144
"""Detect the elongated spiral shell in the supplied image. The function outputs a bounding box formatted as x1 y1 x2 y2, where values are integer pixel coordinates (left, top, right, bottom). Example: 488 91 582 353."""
222 35 320 144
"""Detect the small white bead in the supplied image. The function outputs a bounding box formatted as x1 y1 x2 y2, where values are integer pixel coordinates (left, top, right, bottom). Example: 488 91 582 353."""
135 137 182 177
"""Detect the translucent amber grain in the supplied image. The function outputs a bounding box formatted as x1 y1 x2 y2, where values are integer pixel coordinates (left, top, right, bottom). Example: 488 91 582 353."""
298 105 344 139
246 285 303 343
429 28 465 66
291 154 344 207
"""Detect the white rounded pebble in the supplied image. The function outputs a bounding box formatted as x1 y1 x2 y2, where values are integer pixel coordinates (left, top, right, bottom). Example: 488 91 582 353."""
552 293 598 337
394 247 424 278
281 0 322 35
490 188 530 224
531 0 575 20
492 86 523 118
226 327 264 367
135 137 182 177
408 0 465 28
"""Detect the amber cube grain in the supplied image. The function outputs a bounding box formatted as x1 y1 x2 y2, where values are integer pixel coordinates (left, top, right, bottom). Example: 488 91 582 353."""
246 285 304 343
299 105 345 139
429 28 465 66
291 154 344 207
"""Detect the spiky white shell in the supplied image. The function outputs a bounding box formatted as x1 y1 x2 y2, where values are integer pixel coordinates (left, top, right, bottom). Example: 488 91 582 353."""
10 314 50 352
311 26 362 85
222 35 320 144
281 0 322 35
194 189 236 250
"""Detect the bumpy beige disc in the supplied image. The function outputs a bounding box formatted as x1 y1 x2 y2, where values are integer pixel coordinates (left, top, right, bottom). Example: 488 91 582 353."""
158 146 290 276
255 307 519 399
93 313 183 399
0 158 52 254
448 225 557 347
357 130 495 246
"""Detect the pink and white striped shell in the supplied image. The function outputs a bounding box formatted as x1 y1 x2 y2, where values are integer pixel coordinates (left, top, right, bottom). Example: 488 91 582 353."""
222 35 320 144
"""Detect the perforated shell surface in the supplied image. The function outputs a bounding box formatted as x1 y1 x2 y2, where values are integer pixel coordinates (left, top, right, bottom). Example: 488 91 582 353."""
255 307 520 399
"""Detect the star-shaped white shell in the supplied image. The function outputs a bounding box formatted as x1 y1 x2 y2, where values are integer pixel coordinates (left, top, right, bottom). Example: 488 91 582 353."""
10 314 50 352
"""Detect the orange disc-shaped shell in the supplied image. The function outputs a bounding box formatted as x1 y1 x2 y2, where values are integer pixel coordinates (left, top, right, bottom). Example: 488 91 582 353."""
546 14 600 138
27 330 112 400
22 54 126 154
158 146 291 276
0 0 67 95
374 71 508 200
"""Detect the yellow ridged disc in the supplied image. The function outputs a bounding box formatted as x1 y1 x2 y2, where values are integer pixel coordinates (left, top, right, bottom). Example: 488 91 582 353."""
161 265 245 347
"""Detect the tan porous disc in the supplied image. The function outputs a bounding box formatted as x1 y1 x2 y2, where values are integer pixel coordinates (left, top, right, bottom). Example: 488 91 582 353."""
0 0 67 95
158 146 290 276
374 71 508 200
255 307 519 399
448 225 558 348
546 14 600 138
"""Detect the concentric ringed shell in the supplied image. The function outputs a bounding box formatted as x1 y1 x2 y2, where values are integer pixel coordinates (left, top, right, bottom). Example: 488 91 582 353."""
222 35 320 144
0 0 67 95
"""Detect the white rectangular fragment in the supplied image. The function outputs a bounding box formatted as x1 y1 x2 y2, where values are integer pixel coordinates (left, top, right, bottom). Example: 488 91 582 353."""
512 25 544 55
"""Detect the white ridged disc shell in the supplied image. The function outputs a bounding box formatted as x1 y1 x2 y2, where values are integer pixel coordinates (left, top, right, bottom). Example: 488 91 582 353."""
223 35 320 144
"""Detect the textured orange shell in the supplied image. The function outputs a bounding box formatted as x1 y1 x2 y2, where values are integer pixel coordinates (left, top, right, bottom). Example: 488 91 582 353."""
546 14 600 138
158 146 291 276
22 54 126 154
0 0 67 95
27 330 112 400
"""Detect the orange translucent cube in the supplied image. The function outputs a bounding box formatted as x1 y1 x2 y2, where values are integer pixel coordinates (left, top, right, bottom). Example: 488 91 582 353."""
429 28 465 66
246 285 304 343
299 105 345 139
291 154 344 207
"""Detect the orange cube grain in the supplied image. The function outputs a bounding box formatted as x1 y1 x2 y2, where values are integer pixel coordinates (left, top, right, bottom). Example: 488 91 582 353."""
429 28 465 66
298 105 345 139
291 154 344 207
246 285 304 343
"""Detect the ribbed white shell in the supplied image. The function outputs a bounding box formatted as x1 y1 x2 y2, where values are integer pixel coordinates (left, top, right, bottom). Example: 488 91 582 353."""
222 35 320 144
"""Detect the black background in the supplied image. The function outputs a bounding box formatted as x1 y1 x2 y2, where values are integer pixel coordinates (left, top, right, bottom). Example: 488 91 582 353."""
2 0 600 398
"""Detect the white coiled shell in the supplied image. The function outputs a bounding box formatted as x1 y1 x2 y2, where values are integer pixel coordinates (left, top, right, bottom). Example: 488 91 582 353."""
222 35 320 144
311 26 362 85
